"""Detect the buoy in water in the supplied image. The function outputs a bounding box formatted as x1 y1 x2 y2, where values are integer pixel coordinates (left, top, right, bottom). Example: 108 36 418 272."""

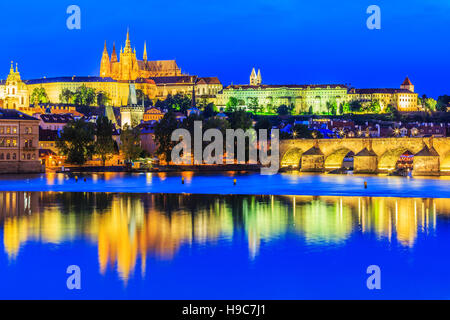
75 176 78 182
182 177 185 184
233 179 237 185
364 181 367 189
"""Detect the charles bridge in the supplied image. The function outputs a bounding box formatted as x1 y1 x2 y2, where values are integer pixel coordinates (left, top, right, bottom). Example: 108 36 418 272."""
279 137 450 176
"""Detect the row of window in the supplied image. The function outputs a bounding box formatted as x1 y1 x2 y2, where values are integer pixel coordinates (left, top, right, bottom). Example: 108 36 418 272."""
0 139 33 148
39 142 55 148
0 139 17 147
0 153 36 160
0 126 33 134
0 126 17 134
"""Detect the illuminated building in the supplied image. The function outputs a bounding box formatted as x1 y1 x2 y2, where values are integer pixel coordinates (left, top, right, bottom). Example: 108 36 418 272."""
347 77 419 112
0 62 29 109
0 109 41 173
217 70 419 113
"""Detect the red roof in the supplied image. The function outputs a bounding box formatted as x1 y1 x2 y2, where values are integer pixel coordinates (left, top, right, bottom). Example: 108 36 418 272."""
402 77 412 86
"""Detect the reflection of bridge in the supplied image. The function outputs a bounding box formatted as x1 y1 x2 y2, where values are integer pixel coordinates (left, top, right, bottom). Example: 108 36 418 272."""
280 138 450 175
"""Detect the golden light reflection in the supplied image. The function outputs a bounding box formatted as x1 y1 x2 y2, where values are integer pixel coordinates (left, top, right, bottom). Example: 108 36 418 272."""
0 192 445 282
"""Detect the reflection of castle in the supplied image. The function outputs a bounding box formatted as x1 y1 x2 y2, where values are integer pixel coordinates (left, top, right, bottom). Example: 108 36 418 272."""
0 191 443 282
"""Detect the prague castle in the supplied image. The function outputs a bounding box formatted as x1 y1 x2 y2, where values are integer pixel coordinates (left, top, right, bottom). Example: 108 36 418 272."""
0 30 222 113
0 30 419 115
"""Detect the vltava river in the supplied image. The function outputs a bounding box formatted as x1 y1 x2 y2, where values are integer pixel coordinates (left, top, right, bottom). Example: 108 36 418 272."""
1 191 449 299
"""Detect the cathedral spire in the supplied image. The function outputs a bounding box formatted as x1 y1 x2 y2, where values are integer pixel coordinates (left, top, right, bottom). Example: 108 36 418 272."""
10 61 14 73
124 28 132 53
15 62 18 73
100 41 111 77
143 41 148 61
250 67 257 85
111 42 118 62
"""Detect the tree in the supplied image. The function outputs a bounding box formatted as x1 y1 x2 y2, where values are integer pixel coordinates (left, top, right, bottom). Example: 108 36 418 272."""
154 111 179 163
95 116 115 166
120 125 142 162
350 101 362 112
437 95 450 112
276 104 292 116
203 103 216 118
424 97 437 112
225 97 238 112
172 93 192 114
228 110 252 130
73 85 96 106
326 101 337 115
56 119 96 165
385 104 395 113
248 97 259 114
254 118 272 139
255 118 272 132
60 89 74 104
31 87 49 105
341 102 351 114
365 100 381 113
96 91 110 107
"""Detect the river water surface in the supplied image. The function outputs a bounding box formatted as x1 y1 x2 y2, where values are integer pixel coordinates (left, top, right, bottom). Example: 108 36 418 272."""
0 172 449 299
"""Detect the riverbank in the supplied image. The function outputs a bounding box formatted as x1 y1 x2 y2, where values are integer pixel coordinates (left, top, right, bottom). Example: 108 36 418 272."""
51 164 261 173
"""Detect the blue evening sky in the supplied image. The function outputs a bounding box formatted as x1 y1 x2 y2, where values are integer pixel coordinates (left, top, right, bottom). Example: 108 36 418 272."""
0 0 449 98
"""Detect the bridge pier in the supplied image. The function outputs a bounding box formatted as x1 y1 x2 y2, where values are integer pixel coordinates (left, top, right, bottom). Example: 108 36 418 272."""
354 148 378 174
300 147 325 172
413 146 440 176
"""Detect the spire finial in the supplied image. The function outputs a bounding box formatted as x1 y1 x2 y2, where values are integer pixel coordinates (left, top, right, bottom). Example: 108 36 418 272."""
15 62 18 73
125 28 131 51
143 41 148 61
10 61 13 72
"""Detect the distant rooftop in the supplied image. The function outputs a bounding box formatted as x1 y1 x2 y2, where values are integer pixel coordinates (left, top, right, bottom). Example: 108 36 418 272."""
0 109 38 121
350 88 413 94
225 84 348 90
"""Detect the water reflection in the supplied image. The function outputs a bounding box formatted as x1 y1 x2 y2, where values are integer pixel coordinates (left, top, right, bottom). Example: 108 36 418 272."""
0 192 443 281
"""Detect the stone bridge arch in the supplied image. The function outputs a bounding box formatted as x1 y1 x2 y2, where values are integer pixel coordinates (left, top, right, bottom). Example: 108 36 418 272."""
378 147 412 172
324 148 355 171
281 147 304 168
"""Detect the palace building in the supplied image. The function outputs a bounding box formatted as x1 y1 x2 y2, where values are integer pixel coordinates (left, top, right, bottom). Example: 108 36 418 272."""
217 69 419 113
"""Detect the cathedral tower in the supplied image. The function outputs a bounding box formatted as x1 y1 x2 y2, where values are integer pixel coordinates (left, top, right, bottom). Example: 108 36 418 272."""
119 29 139 81
100 41 111 77
250 68 261 85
